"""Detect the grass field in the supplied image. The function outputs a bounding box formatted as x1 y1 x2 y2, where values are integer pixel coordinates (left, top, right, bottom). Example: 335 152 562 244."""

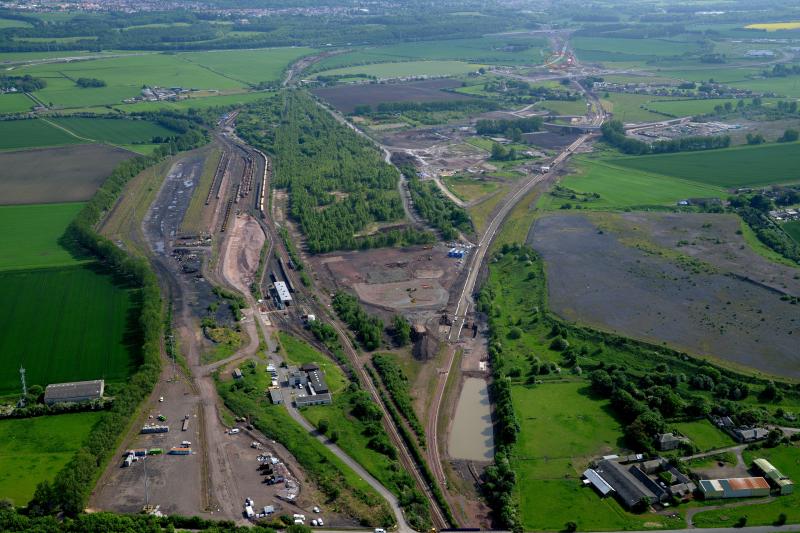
692 445 800 527
278 332 346 394
0 93 34 114
312 36 547 71
115 90 273 113
535 98 588 116
0 17 31 28
539 157 725 209
50 117 176 144
608 142 800 188
0 119 81 150
468 185 509 233
179 47 313 85
513 382 679 531
728 76 800 98
315 60 484 79
672 420 736 451
783 220 800 243
0 412 103 505
443 174 499 203
573 36 701 63
645 98 741 117
601 93 671 123
0 203 86 271
0 265 139 394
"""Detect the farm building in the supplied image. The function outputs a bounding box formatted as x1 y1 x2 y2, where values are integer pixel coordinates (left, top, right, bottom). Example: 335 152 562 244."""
44 379 104 405
731 427 769 442
753 458 794 495
593 459 668 510
699 477 771 499
656 432 689 451
582 468 613 496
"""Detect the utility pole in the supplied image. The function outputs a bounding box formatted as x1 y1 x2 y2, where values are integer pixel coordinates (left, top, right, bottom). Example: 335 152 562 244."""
19 366 27 407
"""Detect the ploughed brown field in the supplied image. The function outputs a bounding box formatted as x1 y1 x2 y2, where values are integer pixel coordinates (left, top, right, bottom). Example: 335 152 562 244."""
0 144 135 205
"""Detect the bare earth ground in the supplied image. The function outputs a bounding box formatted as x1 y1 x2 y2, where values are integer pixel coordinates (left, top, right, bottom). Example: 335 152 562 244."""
221 213 265 295
0 144 135 205
310 243 465 320
529 212 800 379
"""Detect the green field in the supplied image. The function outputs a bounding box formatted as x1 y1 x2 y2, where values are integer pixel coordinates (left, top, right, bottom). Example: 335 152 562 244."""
50 117 175 144
14 49 306 109
0 17 31 29
179 47 314 85
645 98 742 117
729 76 800 98
313 36 547 71
573 36 701 63
0 119 81 150
672 420 736 451
443 174 499 202
0 265 139 393
536 98 589 116
315 60 484 79
115 90 272 112
540 157 725 209
692 445 800 527
513 382 678 530
784 220 800 243
656 67 759 84
0 412 103 505
0 203 86 270
0 93 34 114
601 93 671 123
608 142 800 188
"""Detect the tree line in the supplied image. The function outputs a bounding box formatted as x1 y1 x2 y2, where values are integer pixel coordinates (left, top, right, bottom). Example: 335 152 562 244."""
601 119 730 155
476 116 543 137
331 291 384 351
0 74 46 92
372 353 426 447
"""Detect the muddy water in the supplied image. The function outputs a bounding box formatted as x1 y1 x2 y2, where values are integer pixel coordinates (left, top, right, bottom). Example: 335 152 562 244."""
449 378 494 461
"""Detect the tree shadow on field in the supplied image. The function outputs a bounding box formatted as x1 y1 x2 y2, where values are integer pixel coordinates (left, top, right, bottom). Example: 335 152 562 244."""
576 384 627 449
57 230 145 372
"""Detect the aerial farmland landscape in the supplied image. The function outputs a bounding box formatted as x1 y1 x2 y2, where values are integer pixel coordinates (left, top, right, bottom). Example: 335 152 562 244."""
0 1 799 532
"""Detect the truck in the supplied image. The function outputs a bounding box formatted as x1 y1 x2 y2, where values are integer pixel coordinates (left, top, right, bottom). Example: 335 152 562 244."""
169 447 191 455
123 455 134 467
245 506 255 519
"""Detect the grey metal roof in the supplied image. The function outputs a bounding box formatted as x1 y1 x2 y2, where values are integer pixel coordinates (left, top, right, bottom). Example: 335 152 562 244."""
595 459 652 509
295 393 332 407
44 379 104 401
583 468 614 496
275 282 292 302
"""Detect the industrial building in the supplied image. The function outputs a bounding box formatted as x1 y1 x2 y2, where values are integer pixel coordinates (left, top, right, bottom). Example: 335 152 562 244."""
754 458 794 495
44 379 104 405
699 477 771 499
274 281 292 304
288 363 332 407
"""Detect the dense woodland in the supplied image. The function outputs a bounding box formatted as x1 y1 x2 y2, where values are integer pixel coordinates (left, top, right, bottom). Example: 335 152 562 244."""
406 174 473 239
237 92 433 253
